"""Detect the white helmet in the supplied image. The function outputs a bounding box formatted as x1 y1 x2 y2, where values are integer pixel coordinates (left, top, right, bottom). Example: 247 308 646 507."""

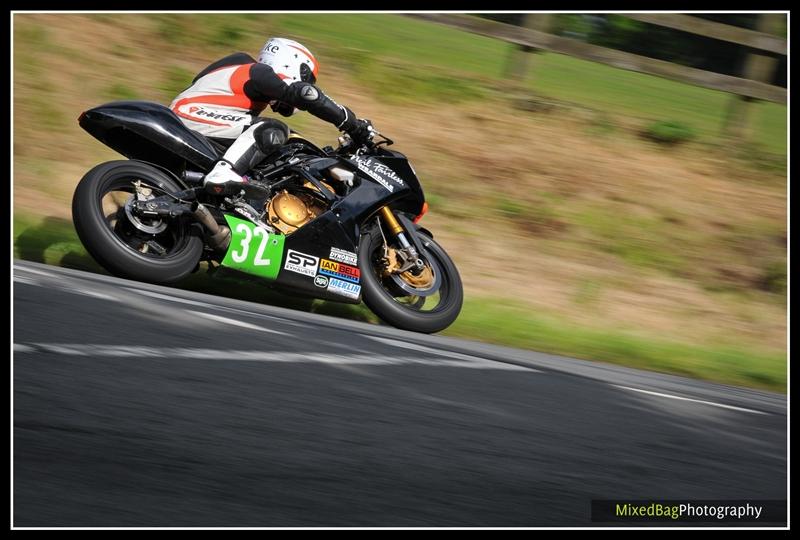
258 37 318 86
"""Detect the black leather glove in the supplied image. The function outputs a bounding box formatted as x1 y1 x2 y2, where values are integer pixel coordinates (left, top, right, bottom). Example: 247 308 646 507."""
337 106 376 146
347 118 376 146
270 100 296 118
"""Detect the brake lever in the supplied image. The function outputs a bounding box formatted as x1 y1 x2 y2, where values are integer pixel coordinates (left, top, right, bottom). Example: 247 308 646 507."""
371 131 393 147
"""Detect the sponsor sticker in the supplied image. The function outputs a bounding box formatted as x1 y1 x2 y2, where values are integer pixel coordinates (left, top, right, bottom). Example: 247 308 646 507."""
284 249 319 277
329 247 358 265
314 275 329 288
180 104 247 123
221 216 285 280
372 162 404 186
351 156 404 192
319 258 360 283
327 277 361 300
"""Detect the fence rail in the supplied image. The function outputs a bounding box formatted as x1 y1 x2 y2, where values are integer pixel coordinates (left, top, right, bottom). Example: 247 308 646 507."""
404 13 787 105
624 13 787 55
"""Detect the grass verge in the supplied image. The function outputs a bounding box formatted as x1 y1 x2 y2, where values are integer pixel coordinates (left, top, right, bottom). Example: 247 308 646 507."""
445 298 785 392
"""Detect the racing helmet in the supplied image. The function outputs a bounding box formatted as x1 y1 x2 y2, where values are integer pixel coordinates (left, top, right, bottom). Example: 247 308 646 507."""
258 37 318 86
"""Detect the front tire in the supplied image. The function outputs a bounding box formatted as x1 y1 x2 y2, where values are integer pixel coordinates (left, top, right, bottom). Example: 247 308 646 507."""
72 160 203 284
359 224 463 333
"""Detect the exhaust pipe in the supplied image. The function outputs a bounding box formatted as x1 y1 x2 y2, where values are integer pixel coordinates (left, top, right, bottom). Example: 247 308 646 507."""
193 203 231 252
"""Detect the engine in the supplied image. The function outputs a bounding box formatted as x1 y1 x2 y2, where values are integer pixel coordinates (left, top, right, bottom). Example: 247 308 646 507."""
264 181 332 234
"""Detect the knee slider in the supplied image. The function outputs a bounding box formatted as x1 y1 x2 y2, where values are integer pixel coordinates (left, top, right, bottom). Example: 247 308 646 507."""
253 119 289 154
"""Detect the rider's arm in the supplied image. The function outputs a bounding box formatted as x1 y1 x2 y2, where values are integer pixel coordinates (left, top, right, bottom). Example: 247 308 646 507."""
245 63 361 132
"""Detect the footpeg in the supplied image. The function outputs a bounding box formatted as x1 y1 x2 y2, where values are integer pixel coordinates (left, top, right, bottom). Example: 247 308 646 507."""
130 198 193 218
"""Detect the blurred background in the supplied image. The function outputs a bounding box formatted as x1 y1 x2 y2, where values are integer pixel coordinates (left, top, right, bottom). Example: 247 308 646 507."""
12 13 787 391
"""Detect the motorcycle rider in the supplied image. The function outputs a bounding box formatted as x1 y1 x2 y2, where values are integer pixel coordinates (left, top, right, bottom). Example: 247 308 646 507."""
170 37 376 195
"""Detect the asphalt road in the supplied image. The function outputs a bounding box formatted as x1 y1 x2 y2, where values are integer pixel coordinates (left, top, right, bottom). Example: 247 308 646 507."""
12 260 787 527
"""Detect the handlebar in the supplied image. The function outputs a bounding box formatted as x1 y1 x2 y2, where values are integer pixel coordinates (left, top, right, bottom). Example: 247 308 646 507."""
335 131 393 156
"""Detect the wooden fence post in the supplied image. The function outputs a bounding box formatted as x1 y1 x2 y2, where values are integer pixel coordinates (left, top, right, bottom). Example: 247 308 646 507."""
502 14 553 84
406 13 786 103
722 14 784 141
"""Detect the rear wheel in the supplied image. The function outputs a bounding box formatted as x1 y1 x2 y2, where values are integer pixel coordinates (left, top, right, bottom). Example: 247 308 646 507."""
71 160 203 284
359 224 463 333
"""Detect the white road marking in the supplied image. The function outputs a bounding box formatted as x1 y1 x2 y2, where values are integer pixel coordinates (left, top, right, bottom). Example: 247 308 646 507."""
13 274 116 300
124 288 217 308
68 288 119 301
359 334 537 372
14 343 529 371
188 311 284 335
613 385 768 415
13 265 57 278
30 343 87 356
124 287 308 328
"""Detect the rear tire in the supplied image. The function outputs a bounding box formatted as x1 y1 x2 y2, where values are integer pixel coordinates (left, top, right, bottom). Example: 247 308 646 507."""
72 160 203 284
359 225 463 333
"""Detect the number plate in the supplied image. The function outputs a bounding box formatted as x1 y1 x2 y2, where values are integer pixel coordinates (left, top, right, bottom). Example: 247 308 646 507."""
220 215 285 279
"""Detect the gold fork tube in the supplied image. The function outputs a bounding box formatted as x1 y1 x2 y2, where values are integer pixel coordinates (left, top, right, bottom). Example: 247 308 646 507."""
380 206 405 236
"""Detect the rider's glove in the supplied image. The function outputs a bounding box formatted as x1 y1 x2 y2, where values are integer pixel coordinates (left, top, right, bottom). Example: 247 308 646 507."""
338 106 376 146
347 118 376 146
270 100 297 118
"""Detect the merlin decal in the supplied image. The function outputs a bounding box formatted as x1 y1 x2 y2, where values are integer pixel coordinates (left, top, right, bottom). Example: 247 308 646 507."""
327 277 361 300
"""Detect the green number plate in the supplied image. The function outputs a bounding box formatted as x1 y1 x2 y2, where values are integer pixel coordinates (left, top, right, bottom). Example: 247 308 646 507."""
220 215 285 280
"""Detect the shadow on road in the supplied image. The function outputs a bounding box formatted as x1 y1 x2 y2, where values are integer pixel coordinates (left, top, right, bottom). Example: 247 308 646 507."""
14 215 376 324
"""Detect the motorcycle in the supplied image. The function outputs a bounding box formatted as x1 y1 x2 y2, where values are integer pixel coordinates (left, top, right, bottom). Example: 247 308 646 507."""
72 101 463 333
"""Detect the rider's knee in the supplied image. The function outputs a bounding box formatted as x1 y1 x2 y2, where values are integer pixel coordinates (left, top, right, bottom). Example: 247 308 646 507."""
253 119 289 154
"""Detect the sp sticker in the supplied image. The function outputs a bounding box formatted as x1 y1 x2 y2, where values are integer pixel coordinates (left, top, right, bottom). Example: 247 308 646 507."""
284 249 319 277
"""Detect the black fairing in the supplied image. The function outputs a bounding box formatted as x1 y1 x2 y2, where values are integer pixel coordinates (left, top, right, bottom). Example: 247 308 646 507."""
353 148 425 217
267 150 426 303
79 101 221 173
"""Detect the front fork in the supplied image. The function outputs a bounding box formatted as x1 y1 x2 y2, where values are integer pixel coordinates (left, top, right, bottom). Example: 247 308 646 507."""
379 206 412 249
379 206 425 274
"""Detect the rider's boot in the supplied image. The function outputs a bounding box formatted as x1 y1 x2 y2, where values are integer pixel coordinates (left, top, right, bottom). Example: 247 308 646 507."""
203 160 248 196
203 119 289 197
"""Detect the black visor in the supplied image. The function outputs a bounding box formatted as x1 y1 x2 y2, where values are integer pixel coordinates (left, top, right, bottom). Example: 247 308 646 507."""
300 62 316 84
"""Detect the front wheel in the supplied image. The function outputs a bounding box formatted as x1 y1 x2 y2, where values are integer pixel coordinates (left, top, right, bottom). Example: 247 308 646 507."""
359 224 463 333
72 160 203 284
